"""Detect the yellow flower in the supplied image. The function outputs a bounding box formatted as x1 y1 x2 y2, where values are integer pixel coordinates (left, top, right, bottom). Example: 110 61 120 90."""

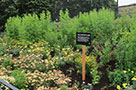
20 51 23 54
56 57 58 60
67 48 70 50
60 57 63 59
47 52 50 56
52 66 55 69
131 71 134 74
71 53 74 56
28 49 31 52
117 85 121 90
64 52 67 55
123 70 127 74
123 83 127 88
131 77 136 80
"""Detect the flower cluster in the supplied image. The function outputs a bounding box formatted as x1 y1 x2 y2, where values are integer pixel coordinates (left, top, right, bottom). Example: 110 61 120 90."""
51 47 80 68
26 69 72 89
116 70 136 90
75 55 98 73
10 54 54 72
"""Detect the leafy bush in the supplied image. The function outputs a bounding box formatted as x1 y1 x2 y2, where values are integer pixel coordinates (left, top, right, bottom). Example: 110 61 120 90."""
0 37 9 56
111 70 136 90
74 55 100 84
75 55 98 75
11 70 27 89
5 8 115 50
109 70 128 87
112 15 136 70
2 58 13 70
5 11 57 44
58 8 115 48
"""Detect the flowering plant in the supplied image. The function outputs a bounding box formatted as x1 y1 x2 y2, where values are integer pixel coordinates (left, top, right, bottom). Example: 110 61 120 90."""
81 82 93 90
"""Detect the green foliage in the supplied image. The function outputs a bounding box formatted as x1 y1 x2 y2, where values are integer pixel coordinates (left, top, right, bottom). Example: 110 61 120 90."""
0 0 18 32
108 70 128 87
58 8 115 48
90 69 101 85
52 47 78 69
81 83 93 90
11 70 27 89
74 55 100 85
75 55 98 75
1 0 117 33
132 80 136 89
2 58 13 69
16 0 51 15
58 9 77 47
112 15 136 70
5 16 21 40
61 85 69 90
0 45 8 56
6 11 58 45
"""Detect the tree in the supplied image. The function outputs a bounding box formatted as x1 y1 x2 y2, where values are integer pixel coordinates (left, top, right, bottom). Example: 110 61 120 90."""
0 0 18 32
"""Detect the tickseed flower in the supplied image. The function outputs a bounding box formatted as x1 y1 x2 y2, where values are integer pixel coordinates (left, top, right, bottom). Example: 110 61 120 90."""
131 71 134 74
47 52 50 56
30 46 33 49
123 83 127 88
123 70 127 74
131 77 136 80
56 57 58 60
71 53 74 56
20 51 23 54
28 49 31 52
60 57 63 59
117 85 121 90
67 48 70 50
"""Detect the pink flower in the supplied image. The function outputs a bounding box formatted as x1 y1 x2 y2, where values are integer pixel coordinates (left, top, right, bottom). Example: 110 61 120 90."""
88 83 92 86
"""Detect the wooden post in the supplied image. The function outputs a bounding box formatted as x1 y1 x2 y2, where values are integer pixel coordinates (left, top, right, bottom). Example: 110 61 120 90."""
82 45 86 81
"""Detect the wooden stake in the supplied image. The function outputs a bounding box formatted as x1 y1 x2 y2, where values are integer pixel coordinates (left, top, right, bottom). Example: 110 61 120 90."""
82 45 86 81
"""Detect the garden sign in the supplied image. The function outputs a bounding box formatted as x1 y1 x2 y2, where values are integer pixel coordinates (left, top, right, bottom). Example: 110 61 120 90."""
76 32 91 82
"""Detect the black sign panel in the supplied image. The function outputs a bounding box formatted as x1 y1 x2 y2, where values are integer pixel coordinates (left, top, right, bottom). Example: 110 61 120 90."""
76 32 91 45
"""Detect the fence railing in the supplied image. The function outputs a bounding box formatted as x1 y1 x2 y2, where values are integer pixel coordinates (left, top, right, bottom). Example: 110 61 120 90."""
0 79 19 90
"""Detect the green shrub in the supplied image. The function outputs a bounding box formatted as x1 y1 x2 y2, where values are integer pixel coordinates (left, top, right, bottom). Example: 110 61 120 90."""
5 8 115 49
108 70 128 87
6 16 21 40
132 80 136 89
5 11 57 44
58 8 115 48
112 16 136 70
11 70 27 89
2 58 13 70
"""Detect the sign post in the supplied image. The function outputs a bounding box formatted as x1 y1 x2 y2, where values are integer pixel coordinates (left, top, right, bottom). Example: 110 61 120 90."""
76 32 91 82
82 45 86 81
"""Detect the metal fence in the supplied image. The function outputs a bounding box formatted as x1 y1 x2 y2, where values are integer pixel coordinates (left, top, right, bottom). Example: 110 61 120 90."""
0 79 19 90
